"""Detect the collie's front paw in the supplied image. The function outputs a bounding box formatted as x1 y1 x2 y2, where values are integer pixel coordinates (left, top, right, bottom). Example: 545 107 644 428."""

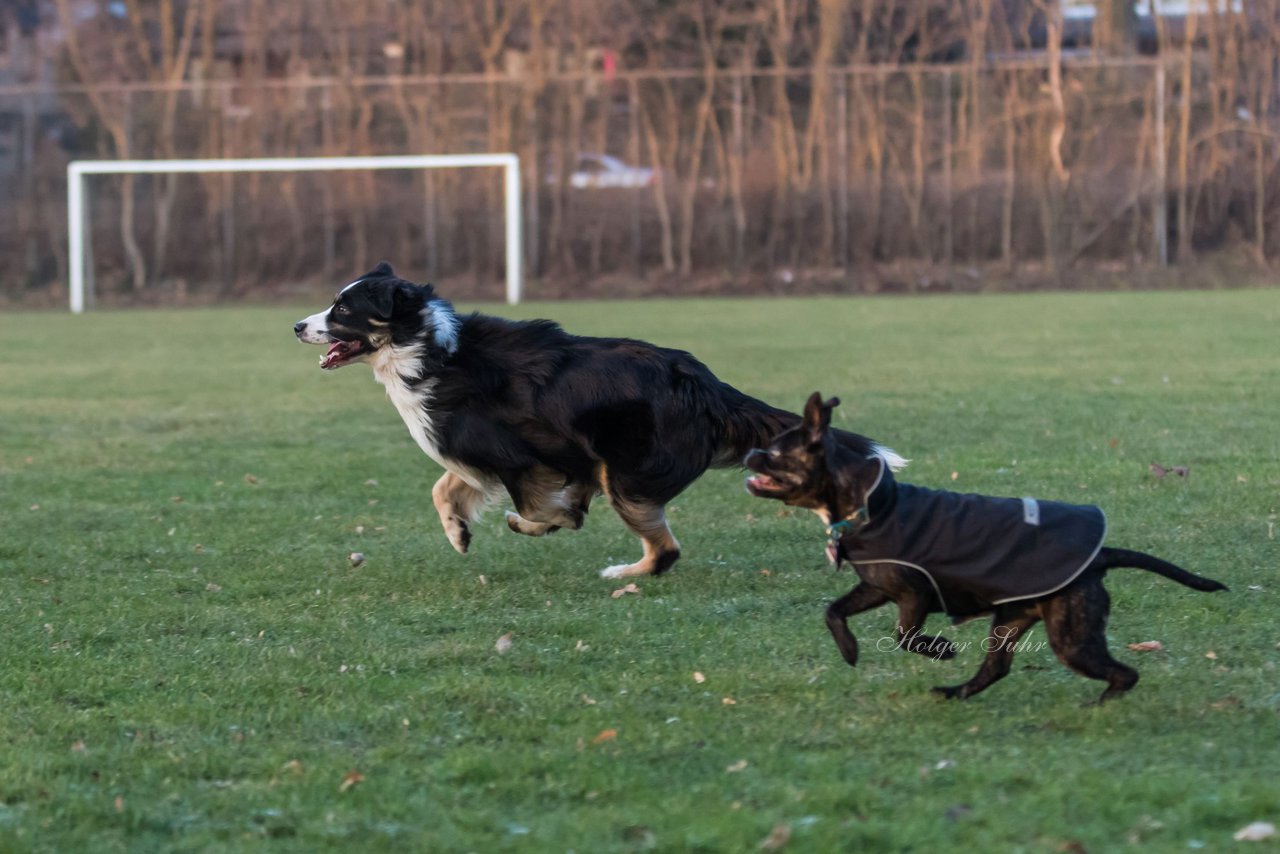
445 519 471 555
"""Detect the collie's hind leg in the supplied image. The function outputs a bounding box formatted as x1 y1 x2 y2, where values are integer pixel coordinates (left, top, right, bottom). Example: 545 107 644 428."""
432 472 487 554
505 473 595 538
505 512 560 537
599 495 680 579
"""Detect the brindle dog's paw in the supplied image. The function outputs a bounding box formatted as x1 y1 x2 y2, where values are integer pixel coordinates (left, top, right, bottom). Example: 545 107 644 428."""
931 684 967 700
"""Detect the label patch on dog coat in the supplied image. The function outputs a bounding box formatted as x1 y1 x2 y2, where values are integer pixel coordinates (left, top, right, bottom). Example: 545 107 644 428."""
1022 497 1040 526
843 460 1107 617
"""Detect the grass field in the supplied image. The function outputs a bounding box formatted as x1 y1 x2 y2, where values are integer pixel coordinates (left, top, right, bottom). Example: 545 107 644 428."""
1 289 1278 852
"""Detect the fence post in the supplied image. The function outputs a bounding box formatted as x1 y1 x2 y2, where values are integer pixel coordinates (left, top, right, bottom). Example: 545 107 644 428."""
1153 62 1168 267
732 71 746 269
836 70 849 271
942 67 954 266
629 77 643 273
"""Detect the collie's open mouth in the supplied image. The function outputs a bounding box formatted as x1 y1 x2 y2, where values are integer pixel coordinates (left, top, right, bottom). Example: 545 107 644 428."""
321 339 364 370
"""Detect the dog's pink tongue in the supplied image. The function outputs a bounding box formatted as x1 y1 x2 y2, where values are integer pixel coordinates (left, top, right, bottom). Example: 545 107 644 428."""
321 341 349 369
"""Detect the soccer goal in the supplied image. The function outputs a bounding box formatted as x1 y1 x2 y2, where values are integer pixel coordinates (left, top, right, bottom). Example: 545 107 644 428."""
66 153 523 313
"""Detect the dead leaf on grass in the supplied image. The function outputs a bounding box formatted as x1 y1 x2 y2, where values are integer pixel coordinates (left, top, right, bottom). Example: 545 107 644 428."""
339 770 364 792
495 632 514 653
611 583 641 599
693 671 706 684
590 728 617 746
725 759 748 773
1127 640 1164 652
1150 462 1189 479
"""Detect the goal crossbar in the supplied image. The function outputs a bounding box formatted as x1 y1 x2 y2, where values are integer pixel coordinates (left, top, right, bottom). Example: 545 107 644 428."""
66 153 522 312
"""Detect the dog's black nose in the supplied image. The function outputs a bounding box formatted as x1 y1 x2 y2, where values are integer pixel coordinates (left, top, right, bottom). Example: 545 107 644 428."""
293 321 306 336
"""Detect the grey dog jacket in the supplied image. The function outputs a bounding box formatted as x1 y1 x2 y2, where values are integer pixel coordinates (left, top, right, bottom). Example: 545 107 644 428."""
836 458 1107 618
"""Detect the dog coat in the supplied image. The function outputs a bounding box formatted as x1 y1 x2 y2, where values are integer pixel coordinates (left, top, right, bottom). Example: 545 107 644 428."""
837 458 1107 618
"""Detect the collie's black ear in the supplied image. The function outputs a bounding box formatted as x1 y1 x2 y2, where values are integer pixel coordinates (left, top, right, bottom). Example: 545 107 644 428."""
367 284 396 317
368 260 395 278
373 283 424 318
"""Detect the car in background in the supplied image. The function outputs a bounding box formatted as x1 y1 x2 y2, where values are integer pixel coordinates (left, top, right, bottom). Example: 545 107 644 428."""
547 153 657 190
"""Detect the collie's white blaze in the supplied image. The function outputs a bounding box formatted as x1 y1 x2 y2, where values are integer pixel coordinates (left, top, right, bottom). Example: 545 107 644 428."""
872 444 909 472
424 300 461 354
295 310 332 343
338 278 364 296
369 342 501 499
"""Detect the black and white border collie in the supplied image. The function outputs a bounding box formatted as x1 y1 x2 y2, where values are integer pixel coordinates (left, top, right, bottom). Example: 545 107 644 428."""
294 262 905 578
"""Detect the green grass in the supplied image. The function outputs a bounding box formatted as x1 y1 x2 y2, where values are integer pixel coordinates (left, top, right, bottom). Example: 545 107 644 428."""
1 290 1278 852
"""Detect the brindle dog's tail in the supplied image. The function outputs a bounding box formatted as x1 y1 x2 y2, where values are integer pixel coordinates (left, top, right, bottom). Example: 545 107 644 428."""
1103 547 1229 592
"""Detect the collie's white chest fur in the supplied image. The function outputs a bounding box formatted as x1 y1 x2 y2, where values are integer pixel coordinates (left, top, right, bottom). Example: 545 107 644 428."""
369 345 493 493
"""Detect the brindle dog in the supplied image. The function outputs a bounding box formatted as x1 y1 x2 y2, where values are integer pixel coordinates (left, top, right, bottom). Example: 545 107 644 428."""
744 393 1228 703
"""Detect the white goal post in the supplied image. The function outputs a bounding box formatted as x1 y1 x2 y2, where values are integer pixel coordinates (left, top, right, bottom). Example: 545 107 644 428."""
66 153 523 313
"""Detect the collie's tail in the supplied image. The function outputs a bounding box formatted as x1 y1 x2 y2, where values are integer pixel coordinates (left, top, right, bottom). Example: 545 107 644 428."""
719 391 907 471
1104 547 1228 592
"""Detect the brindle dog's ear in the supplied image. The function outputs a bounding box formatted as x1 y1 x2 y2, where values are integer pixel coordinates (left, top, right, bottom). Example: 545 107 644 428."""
803 392 839 445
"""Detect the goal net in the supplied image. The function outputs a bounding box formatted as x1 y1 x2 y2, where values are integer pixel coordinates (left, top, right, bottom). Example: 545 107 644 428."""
66 153 522 312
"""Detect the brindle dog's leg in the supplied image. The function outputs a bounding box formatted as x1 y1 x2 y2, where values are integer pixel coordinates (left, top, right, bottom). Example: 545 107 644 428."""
1039 577 1139 704
825 583 891 666
893 594 958 661
431 472 487 554
933 605 1040 700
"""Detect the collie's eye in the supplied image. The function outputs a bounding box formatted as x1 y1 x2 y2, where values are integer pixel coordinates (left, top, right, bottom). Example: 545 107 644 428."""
768 448 781 458
334 304 350 316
